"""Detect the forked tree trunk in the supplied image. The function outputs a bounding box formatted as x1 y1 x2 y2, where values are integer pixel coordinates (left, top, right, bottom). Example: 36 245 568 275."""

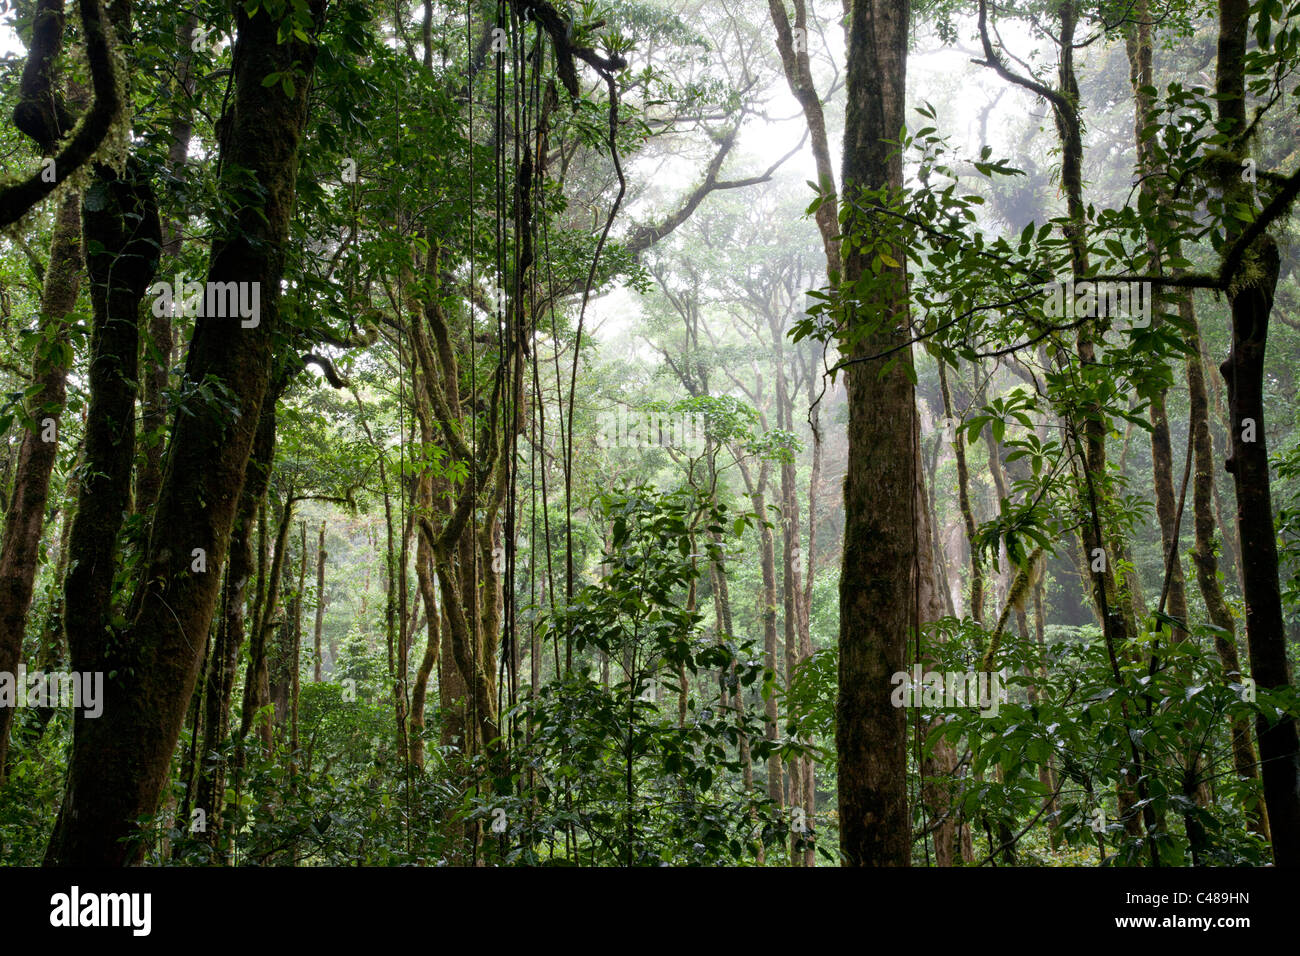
195 399 276 852
409 381 441 768
136 13 198 518
242 493 295 752
45 0 324 864
1184 294 1266 838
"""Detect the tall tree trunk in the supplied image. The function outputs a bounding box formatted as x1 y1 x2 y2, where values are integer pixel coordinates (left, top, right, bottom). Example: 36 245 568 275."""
1204 331 1244 590
45 0 324 864
242 492 294 753
773 319 804 863
60 153 160 698
1185 295 1266 837
1125 0 1191 645
799 344 822 866
289 522 306 786
837 0 913 867
739 457 783 812
1215 0 1300 866
767 0 841 275
409 378 441 769
916 417 962 866
939 361 982 622
409 257 508 762
195 398 276 853
136 13 197 517
0 190 82 775
409 558 440 769
312 521 327 679
438 602 469 752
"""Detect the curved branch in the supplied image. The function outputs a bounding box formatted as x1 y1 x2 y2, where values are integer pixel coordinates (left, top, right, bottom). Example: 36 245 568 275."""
624 126 803 258
973 0 1071 115
0 0 121 230
12 0 75 151
302 353 350 388
513 0 627 99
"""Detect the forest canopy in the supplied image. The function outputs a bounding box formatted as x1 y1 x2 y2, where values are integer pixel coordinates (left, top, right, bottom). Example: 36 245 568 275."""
0 0 1296 871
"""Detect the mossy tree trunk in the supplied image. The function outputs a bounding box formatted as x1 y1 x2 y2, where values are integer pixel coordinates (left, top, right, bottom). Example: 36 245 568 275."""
1215 0 1300 867
0 190 81 776
45 0 325 865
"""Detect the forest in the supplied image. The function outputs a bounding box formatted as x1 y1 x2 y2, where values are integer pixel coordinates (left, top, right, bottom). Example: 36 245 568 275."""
0 0 1296 871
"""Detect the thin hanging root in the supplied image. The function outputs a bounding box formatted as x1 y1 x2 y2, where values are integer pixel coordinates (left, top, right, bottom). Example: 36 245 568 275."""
979 546 1045 674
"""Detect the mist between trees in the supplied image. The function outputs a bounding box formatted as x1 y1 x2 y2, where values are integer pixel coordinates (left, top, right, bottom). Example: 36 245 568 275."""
0 0 1296 868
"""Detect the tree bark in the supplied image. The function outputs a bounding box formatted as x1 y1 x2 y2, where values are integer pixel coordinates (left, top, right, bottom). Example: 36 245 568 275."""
916 417 962 866
194 398 276 853
799 343 822 866
939 361 983 622
313 521 327 680
242 492 295 752
837 0 913 867
767 0 841 275
0 190 82 775
289 522 306 788
45 0 324 864
1214 0 1300 866
738 456 783 811
136 13 198 517
1124 4 1191 646
409 380 441 768
1185 294 1266 837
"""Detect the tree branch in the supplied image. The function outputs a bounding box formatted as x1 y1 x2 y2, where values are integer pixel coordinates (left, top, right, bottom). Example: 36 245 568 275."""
0 0 122 230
